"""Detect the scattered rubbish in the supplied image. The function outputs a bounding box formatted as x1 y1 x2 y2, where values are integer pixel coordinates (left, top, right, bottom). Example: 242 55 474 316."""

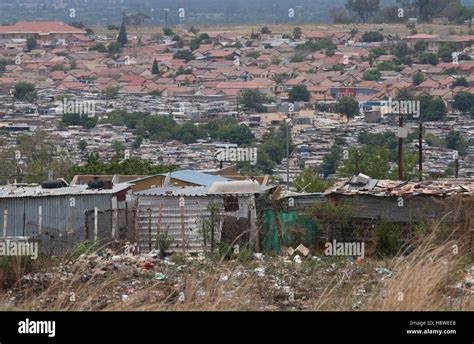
254 267 265 277
312 256 321 262
286 247 295 256
195 289 205 297
296 244 310 257
375 268 392 277
254 253 264 261
219 274 229 282
355 257 363 265
140 262 154 271
352 301 362 310
121 294 129 302
293 255 302 264
155 273 167 281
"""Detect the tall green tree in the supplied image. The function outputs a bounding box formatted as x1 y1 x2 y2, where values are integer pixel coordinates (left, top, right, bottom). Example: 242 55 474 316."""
334 95 359 119
346 0 380 23
117 21 128 47
151 58 160 75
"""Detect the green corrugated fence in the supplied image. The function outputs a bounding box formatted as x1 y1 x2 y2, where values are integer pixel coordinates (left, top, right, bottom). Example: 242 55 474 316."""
261 210 318 253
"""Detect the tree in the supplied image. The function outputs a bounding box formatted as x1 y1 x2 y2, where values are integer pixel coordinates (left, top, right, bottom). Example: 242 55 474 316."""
26 37 37 51
294 169 333 192
335 96 359 118
362 31 384 42
383 5 405 23
151 58 159 75
292 27 302 40
261 26 271 34
289 85 310 102
14 82 36 102
0 132 71 184
363 69 381 81
453 92 474 114
418 95 447 121
190 37 202 51
417 52 438 65
237 89 267 112
78 139 87 152
452 77 468 87
412 71 426 85
0 58 13 74
414 40 427 52
132 136 143 149
173 49 194 61
108 42 122 54
318 144 342 177
438 42 458 62
337 146 390 179
70 153 175 176
345 0 380 23
117 21 128 47
329 7 351 24
446 130 468 155
111 141 125 154
105 86 120 99
163 27 174 36
91 43 108 53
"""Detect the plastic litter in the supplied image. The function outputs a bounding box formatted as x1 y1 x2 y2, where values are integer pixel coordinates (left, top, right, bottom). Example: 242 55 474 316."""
155 273 167 281
254 267 265 277
293 255 302 264
375 268 392 276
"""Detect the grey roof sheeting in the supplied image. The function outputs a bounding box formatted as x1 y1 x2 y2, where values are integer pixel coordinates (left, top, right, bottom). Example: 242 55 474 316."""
135 186 211 197
0 183 131 199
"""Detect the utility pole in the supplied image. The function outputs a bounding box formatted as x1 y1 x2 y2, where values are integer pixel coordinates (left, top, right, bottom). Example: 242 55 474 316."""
355 149 361 175
164 8 169 28
398 112 403 180
286 117 290 191
418 120 423 181
455 154 459 178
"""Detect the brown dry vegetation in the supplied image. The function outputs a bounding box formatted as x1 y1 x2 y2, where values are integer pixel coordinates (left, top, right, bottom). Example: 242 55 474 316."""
93 23 473 38
0 220 471 311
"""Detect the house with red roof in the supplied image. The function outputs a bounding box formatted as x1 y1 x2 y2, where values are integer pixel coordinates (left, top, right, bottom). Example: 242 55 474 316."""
404 34 440 52
0 21 86 40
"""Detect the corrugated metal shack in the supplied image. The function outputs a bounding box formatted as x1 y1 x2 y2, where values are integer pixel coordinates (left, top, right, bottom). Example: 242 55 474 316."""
326 174 474 226
0 183 132 254
134 172 274 252
261 192 326 252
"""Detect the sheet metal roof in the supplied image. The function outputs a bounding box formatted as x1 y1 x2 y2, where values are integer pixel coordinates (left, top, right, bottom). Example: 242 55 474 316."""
136 186 210 197
328 175 474 197
160 170 232 187
0 183 131 199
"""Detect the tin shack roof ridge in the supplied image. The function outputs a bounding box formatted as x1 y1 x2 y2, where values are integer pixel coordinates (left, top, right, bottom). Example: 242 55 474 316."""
328 174 474 197
0 183 132 198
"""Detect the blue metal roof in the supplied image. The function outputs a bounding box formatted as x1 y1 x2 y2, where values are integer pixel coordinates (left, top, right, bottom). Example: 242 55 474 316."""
161 170 232 187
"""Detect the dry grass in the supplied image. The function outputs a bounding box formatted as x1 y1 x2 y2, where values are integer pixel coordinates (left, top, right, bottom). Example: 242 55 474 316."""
92 23 472 37
0 221 471 311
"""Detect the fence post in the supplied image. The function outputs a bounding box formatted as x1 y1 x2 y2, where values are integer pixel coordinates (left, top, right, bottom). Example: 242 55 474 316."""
38 205 43 235
111 196 118 240
148 208 152 252
2 209 8 237
179 197 186 253
94 207 98 241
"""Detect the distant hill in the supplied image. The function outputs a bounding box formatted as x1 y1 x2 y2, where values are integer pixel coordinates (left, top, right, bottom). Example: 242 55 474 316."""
0 0 473 26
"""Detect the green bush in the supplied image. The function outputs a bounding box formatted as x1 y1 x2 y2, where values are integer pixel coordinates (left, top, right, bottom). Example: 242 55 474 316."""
372 219 401 258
